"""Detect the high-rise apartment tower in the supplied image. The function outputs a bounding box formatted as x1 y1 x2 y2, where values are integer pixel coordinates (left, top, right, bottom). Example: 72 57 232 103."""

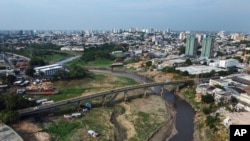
201 36 214 58
185 35 198 56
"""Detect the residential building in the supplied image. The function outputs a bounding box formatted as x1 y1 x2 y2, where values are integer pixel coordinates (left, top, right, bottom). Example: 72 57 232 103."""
201 36 214 58
179 32 185 41
219 59 239 68
185 35 198 56
213 88 231 103
209 79 229 87
195 33 202 43
231 33 245 41
196 84 211 95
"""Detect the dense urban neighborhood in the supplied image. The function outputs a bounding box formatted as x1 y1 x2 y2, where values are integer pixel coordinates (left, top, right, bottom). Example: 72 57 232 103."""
1 29 250 141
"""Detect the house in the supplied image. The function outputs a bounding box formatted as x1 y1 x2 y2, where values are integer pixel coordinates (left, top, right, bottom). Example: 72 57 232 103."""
196 84 210 95
209 79 230 87
212 88 231 103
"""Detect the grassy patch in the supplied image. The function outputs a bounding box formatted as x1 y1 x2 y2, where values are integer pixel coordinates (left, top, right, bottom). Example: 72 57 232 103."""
43 106 122 141
43 52 72 64
67 58 114 68
112 53 124 58
91 73 107 81
182 88 201 109
110 76 138 86
49 88 85 101
133 111 161 140
53 104 79 116
43 121 81 141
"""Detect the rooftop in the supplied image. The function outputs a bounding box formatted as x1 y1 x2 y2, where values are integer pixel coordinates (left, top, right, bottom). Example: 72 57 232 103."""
176 65 226 75
0 124 23 141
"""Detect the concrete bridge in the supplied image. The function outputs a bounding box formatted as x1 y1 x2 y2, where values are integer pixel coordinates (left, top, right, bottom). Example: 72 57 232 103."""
18 81 187 117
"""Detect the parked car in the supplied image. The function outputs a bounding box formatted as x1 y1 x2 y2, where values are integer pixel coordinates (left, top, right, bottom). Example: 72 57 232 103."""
71 112 82 118
33 106 39 110
88 130 99 137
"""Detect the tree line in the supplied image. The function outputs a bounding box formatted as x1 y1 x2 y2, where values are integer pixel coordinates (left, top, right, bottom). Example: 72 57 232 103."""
0 94 36 123
81 43 128 63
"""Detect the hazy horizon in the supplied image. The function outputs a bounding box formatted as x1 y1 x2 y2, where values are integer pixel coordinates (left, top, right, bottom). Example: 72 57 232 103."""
1 0 250 32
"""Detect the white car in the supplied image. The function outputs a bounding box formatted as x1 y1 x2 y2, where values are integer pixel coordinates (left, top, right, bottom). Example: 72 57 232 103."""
88 130 99 137
33 106 39 110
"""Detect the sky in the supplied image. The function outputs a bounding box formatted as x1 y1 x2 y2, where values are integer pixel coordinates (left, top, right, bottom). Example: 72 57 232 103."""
0 0 250 32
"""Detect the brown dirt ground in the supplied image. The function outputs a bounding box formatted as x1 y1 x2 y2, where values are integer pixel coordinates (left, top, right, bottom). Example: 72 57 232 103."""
223 112 250 124
11 119 51 141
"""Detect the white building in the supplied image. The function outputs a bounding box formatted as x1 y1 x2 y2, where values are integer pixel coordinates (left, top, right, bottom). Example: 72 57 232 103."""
60 46 84 51
176 65 225 75
179 32 185 40
72 46 84 51
34 64 63 76
209 79 229 87
196 84 210 95
209 61 220 67
60 46 71 51
219 59 239 68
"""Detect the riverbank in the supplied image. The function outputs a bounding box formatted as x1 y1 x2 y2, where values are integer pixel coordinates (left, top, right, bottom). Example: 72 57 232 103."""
148 101 177 141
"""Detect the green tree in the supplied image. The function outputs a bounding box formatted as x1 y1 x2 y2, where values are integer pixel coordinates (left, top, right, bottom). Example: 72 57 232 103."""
25 67 35 77
0 111 19 123
146 61 152 67
4 94 32 110
202 106 212 115
179 46 185 55
185 58 192 65
182 71 189 76
214 84 225 90
29 57 46 67
230 96 238 104
5 74 16 86
201 94 214 104
162 66 176 73
202 61 207 65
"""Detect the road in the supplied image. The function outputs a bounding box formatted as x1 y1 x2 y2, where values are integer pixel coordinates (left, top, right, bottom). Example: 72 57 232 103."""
56 55 81 65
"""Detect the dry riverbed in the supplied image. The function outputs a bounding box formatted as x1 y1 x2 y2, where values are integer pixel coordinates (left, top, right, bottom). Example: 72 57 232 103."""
11 72 175 141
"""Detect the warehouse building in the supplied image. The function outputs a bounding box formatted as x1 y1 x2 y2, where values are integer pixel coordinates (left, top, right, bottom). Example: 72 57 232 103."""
34 64 63 76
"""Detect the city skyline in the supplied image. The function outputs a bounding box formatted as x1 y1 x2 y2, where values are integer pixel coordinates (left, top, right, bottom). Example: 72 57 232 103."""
0 0 250 32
